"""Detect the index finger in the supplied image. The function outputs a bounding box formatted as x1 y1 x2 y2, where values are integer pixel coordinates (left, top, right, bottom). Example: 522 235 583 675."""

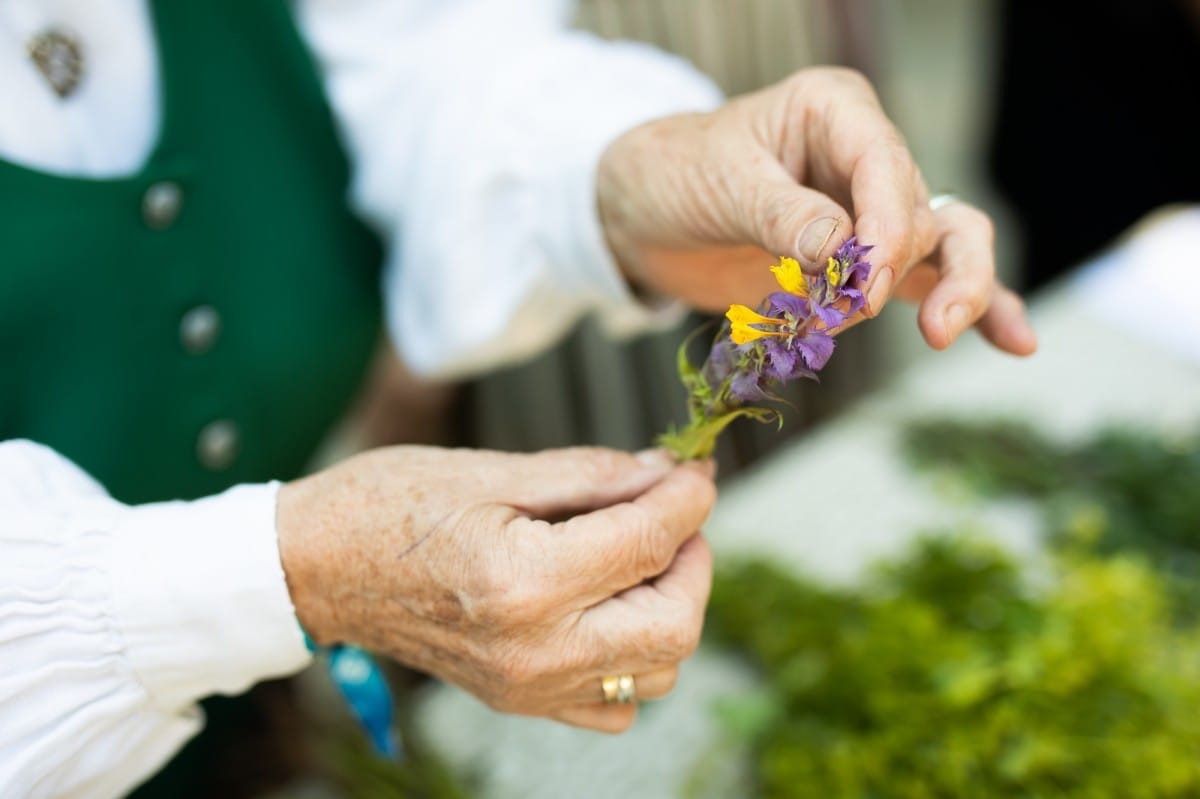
811 87 935 305
851 152 939 315
557 460 716 603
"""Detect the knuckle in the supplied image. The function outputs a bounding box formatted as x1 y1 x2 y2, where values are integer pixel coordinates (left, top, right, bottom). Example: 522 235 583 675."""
676 616 704 660
482 575 549 627
631 512 676 577
818 65 873 94
749 183 790 245
642 614 699 662
916 215 939 258
882 138 915 166
565 446 635 485
948 203 994 240
685 471 718 516
669 630 697 662
972 209 997 242
761 207 790 249
960 294 988 321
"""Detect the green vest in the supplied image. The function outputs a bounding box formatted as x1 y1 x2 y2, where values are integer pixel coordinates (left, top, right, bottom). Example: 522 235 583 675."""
0 2 383 796
0 0 383 506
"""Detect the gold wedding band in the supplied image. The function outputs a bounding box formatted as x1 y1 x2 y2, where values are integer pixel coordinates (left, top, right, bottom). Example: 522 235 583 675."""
929 192 960 211
601 674 637 704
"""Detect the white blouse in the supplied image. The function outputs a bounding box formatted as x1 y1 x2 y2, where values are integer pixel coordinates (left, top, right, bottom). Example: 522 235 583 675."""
0 1 722 796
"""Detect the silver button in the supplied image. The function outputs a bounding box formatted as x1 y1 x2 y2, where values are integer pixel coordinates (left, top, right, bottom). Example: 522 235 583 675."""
197 420 239 471
142 181 183 229
179 305 221 354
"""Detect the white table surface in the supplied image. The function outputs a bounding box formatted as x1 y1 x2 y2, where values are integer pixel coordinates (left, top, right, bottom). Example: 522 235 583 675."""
412 206 1200 799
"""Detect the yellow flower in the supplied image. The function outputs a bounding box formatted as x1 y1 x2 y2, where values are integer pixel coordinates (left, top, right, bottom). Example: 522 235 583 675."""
726 304 785 345
770 256 809 297
825 255 843 287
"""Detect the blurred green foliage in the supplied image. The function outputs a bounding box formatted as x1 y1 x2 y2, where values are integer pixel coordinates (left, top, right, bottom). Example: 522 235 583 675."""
902 419 1200 616
706 537 1200 798
703 419 1200 798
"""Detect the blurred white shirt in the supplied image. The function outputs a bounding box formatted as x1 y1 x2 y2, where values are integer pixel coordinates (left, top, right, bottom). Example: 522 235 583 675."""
0 2 721 797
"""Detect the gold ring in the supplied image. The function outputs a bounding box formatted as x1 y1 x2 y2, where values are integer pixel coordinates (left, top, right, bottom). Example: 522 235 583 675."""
929 192 960 211
601 674 637 704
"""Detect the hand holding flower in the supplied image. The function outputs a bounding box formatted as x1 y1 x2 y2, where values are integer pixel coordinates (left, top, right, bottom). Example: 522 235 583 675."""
659 239 873 460
597 66 1037 357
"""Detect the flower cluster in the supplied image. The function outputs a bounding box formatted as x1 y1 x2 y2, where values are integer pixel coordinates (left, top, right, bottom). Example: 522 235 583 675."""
658 237 874 460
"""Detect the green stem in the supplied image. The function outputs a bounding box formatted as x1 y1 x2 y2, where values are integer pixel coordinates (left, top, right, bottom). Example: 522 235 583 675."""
658 406 781 461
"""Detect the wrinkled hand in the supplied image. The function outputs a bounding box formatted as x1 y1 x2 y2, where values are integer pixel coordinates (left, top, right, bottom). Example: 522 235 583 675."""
276 446 715 732
597 66 1037 356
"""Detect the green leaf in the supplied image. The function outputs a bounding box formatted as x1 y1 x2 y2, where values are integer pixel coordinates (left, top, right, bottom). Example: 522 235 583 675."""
658 406 781 461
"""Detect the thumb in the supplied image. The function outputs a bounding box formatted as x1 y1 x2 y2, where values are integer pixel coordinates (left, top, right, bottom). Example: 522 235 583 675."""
505 447 677 521
742 163 851 272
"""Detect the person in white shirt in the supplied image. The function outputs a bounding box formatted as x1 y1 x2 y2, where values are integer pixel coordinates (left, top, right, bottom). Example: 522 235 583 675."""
0 1 1037 797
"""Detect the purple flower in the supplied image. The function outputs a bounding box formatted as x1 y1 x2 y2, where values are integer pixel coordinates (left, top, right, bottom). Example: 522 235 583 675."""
762 327 834 378
762 290 837 374
767 291 808 319
835 236 874 271
659 238 873 461
810 300 848 330
829 236 874 315
702 337 737 391
795 328 835 371
803 236 875 322
704 336 769 403
730 368 770 403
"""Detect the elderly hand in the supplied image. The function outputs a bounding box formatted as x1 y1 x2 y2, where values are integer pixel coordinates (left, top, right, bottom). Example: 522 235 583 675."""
597 66 1037 356
276 445 714 733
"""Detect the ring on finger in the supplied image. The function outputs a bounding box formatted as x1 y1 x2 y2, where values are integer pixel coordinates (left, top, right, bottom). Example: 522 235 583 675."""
600 673 637 705
929 192 960 211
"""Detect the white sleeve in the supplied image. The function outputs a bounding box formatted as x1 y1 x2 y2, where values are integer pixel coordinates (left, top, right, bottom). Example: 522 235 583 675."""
0 440 312 799
294 0 725 379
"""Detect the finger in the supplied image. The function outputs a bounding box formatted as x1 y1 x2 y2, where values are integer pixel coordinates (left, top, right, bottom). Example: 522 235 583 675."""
504 446 678 521
828 260 937 335
741 162 852 271
553 703 638 734
565 666 680 705
975 285 1038 356
580 534 713 672
836 139 936 314
892 262 939 303
915 204 998 350
780 69 933 310
833 126 932 314
640 532 714 609
559 464 716 600
856 188 940 317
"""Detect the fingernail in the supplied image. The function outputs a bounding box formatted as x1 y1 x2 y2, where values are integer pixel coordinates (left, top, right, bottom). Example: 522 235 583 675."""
867 266 894 313
944 304 970 338
635 448 677 471
796 217 841 266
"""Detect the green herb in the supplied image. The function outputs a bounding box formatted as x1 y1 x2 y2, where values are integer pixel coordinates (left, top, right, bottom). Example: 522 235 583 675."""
702 419 1200 797
902 418 1200 616
705 536 1200 798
